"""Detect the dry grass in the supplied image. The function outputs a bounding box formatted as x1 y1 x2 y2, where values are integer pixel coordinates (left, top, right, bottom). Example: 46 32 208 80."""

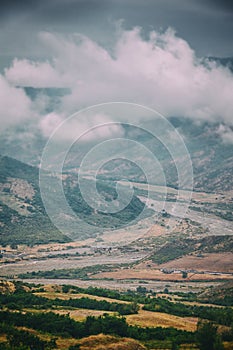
16 326 52 341
159 253 233 273
18 239 94 255
52 308 115 321
126 309 198 332
55 338 80 349
1 326 147 350
16 327 80 350
24 305 197 331
0 280 16 293
78 334 146 350
145 223 166 238
223 342 233 350
92 268 233 281
0 335 7 342
36 291 129 304
23 306 115 321
42 284 63 293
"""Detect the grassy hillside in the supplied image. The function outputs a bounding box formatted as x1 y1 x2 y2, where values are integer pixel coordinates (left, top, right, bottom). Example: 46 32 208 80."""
77 334 146 350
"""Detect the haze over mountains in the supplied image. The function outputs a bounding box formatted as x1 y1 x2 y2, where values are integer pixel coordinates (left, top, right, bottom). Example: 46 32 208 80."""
1 103 233 245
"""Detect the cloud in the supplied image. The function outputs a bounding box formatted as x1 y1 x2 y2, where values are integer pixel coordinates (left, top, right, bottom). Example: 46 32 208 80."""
39 111 124 142
217 124 233 144
5 58 63 87
0 75 33 130
39 112 63 137
3 27 233 140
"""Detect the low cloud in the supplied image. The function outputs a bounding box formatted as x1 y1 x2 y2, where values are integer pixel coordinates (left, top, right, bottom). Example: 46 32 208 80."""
39 112 63 138
3 27 233 140
0 75 33 130
217 124 233 144
39 111 124 142
6 58 63 88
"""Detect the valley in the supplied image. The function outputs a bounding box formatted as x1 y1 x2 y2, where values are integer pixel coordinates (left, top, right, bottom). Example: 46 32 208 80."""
0 119 233 349
0 2 233 347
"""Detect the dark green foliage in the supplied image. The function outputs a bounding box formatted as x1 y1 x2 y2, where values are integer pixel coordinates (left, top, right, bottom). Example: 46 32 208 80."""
61 285 152 304
0 287 138 315
201 293 233 307
53 297 138 315
0 310 195 344
196 321 224 350
0 323 56 350
69 345 80 350
1 279 232 348
136 286 148 294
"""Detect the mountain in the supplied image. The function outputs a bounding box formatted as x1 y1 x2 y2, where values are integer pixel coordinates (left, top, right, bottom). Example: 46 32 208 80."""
83 118 233 193
169 118 233 192
0 155 151 245
0 155 70 245
1 74 233 245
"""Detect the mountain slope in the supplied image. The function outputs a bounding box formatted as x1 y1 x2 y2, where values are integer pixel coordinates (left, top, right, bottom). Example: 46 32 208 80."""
0 155 70 245
0 155 151 245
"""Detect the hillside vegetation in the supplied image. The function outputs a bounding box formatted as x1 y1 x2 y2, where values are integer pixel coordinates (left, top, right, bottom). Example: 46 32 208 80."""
0 280 232 349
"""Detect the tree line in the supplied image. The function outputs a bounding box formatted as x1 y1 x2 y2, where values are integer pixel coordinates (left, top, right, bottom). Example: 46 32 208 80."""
0 288 138 315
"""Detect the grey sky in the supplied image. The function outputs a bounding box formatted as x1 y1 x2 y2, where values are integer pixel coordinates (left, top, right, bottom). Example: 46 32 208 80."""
0 0 233 147
0 0 232 68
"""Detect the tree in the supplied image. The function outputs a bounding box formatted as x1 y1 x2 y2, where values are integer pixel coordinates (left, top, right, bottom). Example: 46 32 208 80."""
136 286 147 294
196 321 224 350
62 285 70 293
10 243 18 250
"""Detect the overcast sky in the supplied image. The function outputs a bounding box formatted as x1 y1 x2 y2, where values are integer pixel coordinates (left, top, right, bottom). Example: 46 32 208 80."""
0 0 233 145
0 0 233 68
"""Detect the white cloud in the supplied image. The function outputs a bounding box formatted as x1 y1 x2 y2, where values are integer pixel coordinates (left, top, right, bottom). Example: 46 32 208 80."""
0 75 33 130
217 124 233 144
5 58 63 88
39 111 124 142
3 27 233 138
39 112 63 138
